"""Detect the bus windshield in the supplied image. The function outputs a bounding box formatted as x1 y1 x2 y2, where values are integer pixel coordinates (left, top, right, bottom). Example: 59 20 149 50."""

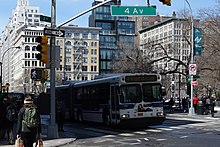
142 84 162 102
120 84 142 103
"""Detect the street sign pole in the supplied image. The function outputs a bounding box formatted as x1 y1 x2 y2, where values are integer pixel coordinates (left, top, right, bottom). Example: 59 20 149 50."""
185 0 195 116
47 0 58 139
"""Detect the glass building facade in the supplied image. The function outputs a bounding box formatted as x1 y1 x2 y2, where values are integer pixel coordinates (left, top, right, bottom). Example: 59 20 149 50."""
89 0 136 74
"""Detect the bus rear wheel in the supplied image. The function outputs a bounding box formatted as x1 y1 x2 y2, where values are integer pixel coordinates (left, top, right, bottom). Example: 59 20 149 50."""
78 111 83 122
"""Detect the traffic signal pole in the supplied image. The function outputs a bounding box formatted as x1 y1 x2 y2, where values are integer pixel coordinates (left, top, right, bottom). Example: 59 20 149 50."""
47 0 58 139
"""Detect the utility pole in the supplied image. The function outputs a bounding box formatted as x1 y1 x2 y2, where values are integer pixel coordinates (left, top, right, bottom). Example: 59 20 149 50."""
47 0 58 139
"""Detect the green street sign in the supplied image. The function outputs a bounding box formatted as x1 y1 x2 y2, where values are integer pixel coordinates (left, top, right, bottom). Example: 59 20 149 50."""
188 77 193 82
111 5 156 16
40 15 51 23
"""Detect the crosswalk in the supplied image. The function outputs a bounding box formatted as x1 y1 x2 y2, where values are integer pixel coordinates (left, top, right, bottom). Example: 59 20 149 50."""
84 117 220 139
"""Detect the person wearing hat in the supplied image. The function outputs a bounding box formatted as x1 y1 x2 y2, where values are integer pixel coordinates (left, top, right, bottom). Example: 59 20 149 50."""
16 95 42 147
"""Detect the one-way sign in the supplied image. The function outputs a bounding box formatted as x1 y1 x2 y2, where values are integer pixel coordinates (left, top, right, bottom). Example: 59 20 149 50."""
44 28 65 37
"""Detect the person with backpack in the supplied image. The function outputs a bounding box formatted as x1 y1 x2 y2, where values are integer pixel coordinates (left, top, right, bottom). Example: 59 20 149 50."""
16 95 42 147
5 98 18 145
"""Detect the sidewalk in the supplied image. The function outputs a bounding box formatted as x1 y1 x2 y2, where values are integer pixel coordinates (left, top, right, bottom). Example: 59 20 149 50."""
166 106 220 121
0 115 77 147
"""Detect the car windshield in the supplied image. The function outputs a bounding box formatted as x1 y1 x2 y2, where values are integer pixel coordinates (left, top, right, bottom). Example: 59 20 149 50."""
120 84 142 103
142 84 162 102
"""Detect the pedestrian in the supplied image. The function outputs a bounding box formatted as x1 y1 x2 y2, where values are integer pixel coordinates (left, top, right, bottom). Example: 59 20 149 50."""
56 99 65 132
205 97 211 115
210 97 215 117
0 97 7 141
169 98 174 113
5 97 18 145
193 95 199 113
182 97 187 113
16 95 42 147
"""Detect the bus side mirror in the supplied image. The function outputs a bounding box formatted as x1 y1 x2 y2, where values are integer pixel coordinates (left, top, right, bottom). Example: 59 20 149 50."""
162 87 166 96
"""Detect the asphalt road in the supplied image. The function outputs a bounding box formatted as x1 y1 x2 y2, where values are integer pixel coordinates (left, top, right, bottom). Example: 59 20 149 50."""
61 116 220 147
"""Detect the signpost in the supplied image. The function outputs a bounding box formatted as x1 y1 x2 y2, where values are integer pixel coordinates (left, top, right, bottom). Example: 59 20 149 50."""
111 5 156 16
40 15 51 23
44 28 65 37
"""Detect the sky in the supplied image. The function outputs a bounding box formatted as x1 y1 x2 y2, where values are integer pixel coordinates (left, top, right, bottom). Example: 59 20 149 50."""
0 0 219 35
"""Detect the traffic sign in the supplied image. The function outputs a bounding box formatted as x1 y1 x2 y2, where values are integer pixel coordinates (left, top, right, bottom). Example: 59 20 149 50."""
40 15 51 23
44 28 65 37
111 5 156 16
189 64 197 75
192 81 198 86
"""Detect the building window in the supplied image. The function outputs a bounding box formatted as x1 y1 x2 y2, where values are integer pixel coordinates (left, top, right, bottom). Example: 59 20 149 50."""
91 49 97 55
32 46 36 51
65 41 71 46
91 57 97 63
25 46 30 51
83 34 88 39
82 66 87 71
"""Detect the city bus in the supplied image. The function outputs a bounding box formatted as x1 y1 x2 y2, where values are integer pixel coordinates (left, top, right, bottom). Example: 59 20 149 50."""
66 73 166 126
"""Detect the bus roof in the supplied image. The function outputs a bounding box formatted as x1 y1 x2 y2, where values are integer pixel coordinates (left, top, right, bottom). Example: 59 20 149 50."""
74 73 160 87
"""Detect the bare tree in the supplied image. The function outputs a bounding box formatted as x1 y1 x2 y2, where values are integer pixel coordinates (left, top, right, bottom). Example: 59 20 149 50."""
112 38 153 73
195 1 220 96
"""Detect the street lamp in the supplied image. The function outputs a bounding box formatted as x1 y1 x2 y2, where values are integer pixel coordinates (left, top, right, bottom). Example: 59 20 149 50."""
184 0 195 115
0 46 21 93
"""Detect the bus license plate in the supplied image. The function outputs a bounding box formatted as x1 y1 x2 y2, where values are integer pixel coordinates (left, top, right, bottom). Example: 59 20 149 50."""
138 113 143 116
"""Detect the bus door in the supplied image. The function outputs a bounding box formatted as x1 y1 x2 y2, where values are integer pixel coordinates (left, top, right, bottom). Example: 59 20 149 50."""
110 84 120 125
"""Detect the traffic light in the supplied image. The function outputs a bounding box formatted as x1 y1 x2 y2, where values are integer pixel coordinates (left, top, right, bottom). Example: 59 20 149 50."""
36 35 48 64
159 0 171 6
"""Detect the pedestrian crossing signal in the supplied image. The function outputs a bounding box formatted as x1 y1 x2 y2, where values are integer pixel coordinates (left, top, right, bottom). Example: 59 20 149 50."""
31 69 43 80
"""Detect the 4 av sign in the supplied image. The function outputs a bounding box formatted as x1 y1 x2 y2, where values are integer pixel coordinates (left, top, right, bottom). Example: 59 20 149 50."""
111 5 156 16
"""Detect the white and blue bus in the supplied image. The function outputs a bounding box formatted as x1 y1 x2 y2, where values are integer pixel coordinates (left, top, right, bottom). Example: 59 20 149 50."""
53 73 166 127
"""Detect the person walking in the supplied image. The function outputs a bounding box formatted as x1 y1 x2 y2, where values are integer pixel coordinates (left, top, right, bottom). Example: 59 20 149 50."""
56 99 65 132
193 95 199 113
0 98 7 141
16 95 42 147
5 97 18 145
210 97 215 117
182 97 187 113
205 97 211 114
169 98 175 113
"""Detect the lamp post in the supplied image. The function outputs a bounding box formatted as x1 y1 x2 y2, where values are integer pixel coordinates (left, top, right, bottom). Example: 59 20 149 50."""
185 0 195 115
0 46 21 93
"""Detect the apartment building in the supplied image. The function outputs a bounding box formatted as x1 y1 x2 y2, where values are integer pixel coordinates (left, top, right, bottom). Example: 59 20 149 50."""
0 0 100 93
139 17 196 97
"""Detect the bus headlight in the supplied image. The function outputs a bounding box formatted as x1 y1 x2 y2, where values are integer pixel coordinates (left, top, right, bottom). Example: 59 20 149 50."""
121 114 130 119
157 112 164 116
